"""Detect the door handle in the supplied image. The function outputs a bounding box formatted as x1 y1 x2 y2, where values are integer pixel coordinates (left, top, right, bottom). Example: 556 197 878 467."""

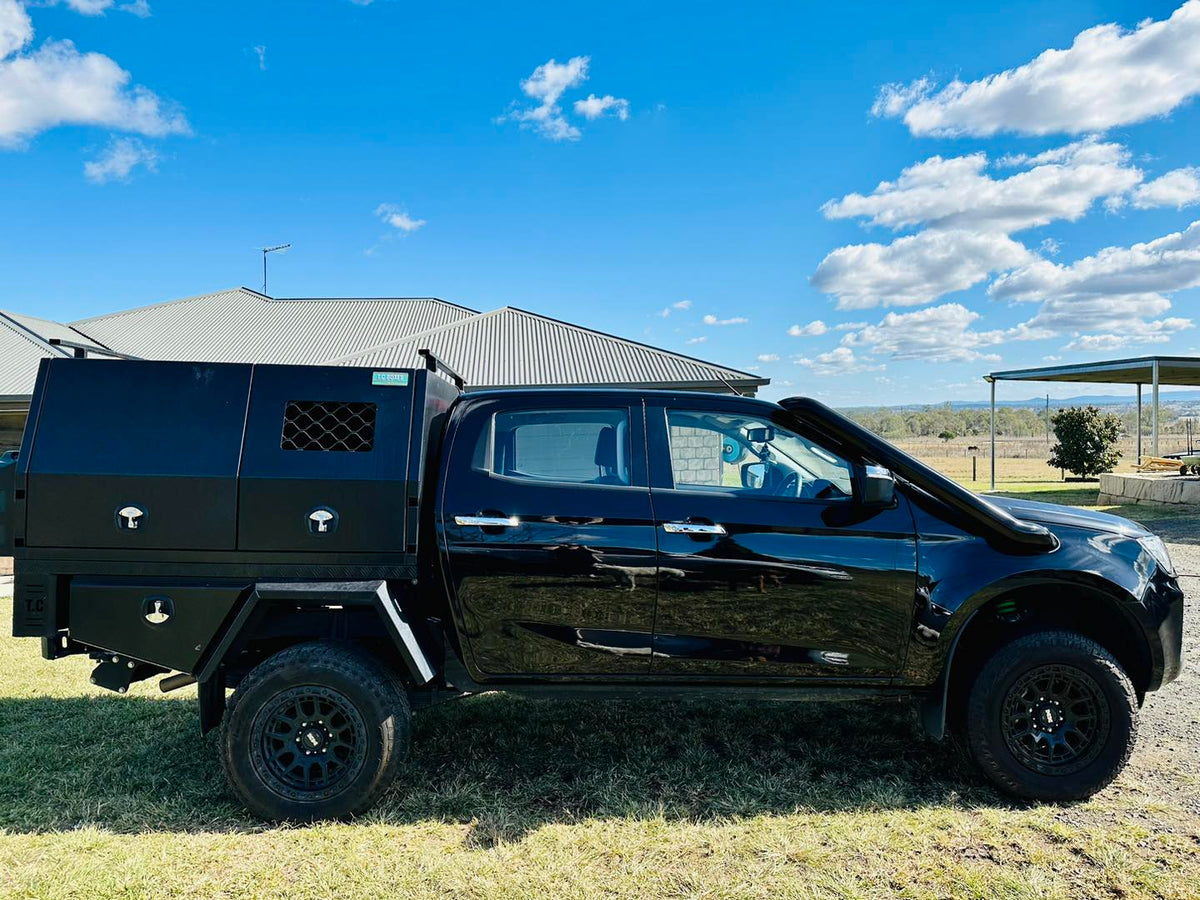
662 521 726 535
454 515 520 528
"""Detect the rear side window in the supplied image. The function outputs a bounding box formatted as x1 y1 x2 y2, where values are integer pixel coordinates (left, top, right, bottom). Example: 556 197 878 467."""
479 408 631 485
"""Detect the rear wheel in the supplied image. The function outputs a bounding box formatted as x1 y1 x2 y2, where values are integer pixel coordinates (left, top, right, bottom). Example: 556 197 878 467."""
965 630 1137 801
221 641 411 821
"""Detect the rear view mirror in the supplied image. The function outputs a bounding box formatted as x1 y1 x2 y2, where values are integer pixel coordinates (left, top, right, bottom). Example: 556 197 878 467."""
742 462 767 489
861 465 895 507
745 426 774 444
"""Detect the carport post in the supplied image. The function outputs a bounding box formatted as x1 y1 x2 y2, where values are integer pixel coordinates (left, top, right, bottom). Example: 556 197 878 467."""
1136 383 1142 464
1152 359 1160 457
988 376 996 491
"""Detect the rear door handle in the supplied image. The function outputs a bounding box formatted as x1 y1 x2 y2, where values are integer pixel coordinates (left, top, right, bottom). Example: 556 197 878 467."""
454 515 520 528
662 521 726 535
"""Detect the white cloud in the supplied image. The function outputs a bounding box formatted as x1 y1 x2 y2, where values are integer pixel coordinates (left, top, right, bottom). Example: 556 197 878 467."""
252 45 266 71
685 336 707 345
870 76 933 118
47 0 151 16
1043 355 1062 362
873 2 1200 137
821 139 1140 233
833 321 867 331
757 353 780 362
989 220 1200 347
83 135 156 183
59 0 111 13
0 0 31 58
703 314 748 326
498 56 628 141
375 203 426 233
838 303 1036 363
659 299 692 318
794 346 884 376
787 320 827 337
0 1 187 147
1040 237 1061 256
498 56 588 141
1062 324 1191 352
812 229 1032 309
573 93 629 121
1129 166 1200 210
991 220 1200 305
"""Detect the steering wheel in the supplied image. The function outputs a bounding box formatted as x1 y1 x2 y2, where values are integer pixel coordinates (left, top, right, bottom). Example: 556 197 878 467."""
776 472 800 497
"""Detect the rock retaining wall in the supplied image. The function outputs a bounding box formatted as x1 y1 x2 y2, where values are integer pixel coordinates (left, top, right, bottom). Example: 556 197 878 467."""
1098 472 1200 506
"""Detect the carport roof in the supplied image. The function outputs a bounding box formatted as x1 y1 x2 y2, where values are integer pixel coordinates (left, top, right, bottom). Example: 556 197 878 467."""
986 356 1200 386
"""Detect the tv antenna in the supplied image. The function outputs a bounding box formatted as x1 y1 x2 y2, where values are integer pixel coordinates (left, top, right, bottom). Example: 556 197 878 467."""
260 243 291 294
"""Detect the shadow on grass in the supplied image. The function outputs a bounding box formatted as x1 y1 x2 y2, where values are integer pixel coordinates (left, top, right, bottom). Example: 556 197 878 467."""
0 690 1007 838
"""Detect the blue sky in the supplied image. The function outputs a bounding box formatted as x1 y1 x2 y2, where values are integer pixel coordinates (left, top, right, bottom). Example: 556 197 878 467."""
1 0 1199 405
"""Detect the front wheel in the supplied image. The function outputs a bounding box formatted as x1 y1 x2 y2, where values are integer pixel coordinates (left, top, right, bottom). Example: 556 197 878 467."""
965 630 1137 801
221 641 411 821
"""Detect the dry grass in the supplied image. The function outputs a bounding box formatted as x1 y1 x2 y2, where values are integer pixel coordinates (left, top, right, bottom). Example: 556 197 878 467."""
895 433 1199 490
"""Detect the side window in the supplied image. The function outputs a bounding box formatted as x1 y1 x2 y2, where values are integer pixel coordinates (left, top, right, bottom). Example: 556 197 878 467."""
667 409 854 501
479 408 632 486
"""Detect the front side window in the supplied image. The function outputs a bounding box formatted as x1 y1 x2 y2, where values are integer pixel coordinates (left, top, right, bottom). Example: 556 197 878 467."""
667 409 853 501
479 408 632 485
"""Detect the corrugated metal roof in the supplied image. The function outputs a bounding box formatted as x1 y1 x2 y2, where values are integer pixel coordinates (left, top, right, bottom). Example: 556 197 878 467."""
71 287 479 364
328 306 767 390
0 313 68 400
1 311 109 353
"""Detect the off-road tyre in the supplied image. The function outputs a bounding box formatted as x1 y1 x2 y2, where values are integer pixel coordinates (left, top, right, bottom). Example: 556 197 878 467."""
965 629 1137 802
221 641 411 821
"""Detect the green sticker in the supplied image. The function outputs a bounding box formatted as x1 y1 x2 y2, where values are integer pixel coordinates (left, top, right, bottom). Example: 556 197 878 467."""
371 371 410 387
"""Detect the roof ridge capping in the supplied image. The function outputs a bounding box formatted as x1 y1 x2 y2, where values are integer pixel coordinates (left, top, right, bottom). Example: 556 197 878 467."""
71 286 266 325
0 311 72 358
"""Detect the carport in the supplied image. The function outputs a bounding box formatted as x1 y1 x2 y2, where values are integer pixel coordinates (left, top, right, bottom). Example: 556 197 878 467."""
983 356 1200 490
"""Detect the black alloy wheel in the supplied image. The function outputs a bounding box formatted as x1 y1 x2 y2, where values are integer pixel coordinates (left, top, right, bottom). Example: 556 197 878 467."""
222 641 411 821
1000 663 1108 775
253 685 368 802
964 629 1137 802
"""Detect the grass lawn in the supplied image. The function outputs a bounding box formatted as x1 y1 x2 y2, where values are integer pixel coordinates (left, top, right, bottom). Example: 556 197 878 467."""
1 484 1198 897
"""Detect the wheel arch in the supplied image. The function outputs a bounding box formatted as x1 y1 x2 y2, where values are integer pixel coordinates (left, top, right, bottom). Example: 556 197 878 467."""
919 573 1154 740
196 580 437 733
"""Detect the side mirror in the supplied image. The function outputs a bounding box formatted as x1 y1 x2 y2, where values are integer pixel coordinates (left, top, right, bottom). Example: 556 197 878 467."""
861 465 895 507
742 462 767 489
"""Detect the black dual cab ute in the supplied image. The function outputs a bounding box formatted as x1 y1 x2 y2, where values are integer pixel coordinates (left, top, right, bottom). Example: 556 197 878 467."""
1 356 1184 820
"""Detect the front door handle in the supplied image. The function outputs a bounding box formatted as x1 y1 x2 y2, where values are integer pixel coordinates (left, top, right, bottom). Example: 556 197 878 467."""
662 521 726 535
455 515 520 528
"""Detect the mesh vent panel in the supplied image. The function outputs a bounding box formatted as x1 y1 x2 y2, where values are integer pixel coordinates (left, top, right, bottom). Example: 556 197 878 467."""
281 401 377 452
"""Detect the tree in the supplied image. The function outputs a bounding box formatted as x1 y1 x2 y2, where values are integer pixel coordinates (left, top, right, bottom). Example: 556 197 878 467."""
938 430 956 443
1048 406 1122 478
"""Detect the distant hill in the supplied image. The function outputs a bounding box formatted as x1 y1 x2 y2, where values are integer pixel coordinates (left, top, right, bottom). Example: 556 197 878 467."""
843 390 1200 412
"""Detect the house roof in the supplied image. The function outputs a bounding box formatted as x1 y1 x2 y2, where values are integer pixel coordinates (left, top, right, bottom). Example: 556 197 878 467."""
1 287 767 404
70 287 479 365
328 306 767 391
0 312 68 403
